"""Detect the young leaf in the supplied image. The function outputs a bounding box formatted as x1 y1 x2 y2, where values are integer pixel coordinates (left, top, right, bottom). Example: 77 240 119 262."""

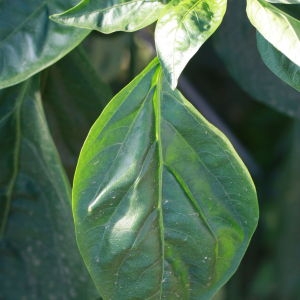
257 33 300 92
246 0 300 68
155 0 227 88
0 77 98 299
0 0 89 89
73 59 258 299
50 0 165 33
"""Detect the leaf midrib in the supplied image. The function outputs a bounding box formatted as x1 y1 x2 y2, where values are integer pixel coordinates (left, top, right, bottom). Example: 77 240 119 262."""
154 68 165 299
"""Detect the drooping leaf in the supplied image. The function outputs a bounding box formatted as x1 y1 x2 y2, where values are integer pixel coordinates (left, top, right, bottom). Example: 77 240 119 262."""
246 0 300 68
257 32 300 92
155 0 227 88
212 0 300 118
0 0 89 89
73 58 258 299
50 0 165 33
0 77 98 299
41 45 112 179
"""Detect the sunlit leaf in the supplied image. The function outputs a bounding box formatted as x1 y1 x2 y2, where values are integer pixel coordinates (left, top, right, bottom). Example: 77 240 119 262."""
266 0 300 3
155 0 227 88
0 0 89 89
0 77 98 299
213 0 300 118
257 33 300 92
246 0 300 68
73 59 258 299
50 0 165 33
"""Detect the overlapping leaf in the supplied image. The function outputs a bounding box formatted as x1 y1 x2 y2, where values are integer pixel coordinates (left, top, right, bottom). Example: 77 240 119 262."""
213 0 300 118
246 0 300 68
50 0 166 33
72 59 258 299
0 0 89 89
257 33 300 92
0 77 98 298
51 0 227 88
155 0 227 88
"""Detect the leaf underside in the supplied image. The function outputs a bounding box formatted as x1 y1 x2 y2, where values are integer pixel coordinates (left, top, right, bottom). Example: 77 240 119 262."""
73 59 258 299
0 77 97 299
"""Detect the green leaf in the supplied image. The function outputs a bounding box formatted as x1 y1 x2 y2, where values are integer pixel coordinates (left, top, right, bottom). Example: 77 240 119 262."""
273 121 300 299
257 32 300 92
212 0 300 118
50 0 165 33
0 77 98 298
155 0 227 88
266 0 300 3
41 45 112 178
246 0 300 68
0 0 89 89
73 58 258 299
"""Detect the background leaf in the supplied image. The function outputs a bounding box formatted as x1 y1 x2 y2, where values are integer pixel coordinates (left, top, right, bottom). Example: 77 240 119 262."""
73 59 258 299
41 45 112 179
257 32 300 92
51 0 165 33
155 0 227 88
0 0 89 89
246 0 300 67
0 77 98 299
272 121 300 299
212 0 300 118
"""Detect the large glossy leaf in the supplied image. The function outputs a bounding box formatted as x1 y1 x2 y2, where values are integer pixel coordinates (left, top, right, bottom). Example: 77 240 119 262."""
212 0 300 118
0 0 89 89
73 58 258 299
41 45 112 178
50 0 165 33
257 33 300 92
155 0 227 88
246 0 300 68
0 77 98 298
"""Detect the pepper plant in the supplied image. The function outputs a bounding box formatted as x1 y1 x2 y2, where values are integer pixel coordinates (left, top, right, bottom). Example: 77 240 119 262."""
0 0 299 299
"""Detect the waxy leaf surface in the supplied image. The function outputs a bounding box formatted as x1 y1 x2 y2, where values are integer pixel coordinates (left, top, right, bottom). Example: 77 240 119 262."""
0 0 89 89
73 59 258 299
51 0 226 88
51 0 165 33
257 33 300 92
246 0 300 68
155 0 227 88
0 77 97 298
